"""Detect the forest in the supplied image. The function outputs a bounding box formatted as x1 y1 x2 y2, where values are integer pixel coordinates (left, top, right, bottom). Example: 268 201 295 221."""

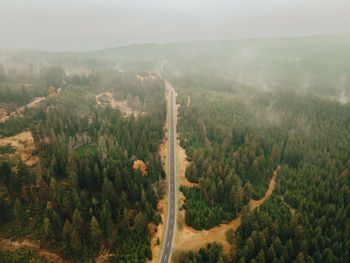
173 72 350 262
0 34 350 263
0 68 167 262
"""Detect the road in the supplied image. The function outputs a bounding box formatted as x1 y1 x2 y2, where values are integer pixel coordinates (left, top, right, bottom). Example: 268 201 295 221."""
160 80 176 263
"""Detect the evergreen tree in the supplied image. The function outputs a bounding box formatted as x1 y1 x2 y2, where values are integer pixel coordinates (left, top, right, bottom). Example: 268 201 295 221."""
134 211 147 233
72 209 83 234
13 198 22 224
100 200 114 238
42 217 53 242
70 229 82 255
90 216 102 251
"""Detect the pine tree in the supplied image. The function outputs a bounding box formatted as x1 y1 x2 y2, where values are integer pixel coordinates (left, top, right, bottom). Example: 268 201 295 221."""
68 171 79 190
134 211 147 233
209 183 217 206
100 200 114 238
118 208 129 234
102 176 115 205
294 252 305 263
42 217 53 242
70 229 82 255
256 249 266 263
17 160 32 196
0 161 13 199
234 186 244 212
72 209 83 234
13 197 22 224
90 216 102 251
62 219 73 242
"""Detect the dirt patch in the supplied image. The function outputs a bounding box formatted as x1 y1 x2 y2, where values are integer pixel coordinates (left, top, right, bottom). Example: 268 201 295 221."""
48 86 59 97
174 163 281 254
96 92 145 117
136 73 158 82
95 248 114 263
136 74 148 82
174 215 242 254
0 131 39 166
0 238 66 262
0 238 39 252
133 160 148 176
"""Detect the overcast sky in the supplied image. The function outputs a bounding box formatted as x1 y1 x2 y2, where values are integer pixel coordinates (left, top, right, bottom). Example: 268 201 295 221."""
1 0 349 51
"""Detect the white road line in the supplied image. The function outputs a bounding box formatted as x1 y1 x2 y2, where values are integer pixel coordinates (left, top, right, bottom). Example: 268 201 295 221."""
160 82 176 263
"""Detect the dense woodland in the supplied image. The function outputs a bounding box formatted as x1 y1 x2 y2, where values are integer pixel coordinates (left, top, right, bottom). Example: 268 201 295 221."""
174 243 228 263
0 68 167 262
174 73 350 262
177 88 281 230
0 65 65 107
1 35 350 263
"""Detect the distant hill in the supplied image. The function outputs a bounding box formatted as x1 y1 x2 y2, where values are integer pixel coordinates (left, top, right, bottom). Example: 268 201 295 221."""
1 34 350 96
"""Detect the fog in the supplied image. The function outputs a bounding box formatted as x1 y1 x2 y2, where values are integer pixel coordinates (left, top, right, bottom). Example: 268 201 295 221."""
1 0 350 51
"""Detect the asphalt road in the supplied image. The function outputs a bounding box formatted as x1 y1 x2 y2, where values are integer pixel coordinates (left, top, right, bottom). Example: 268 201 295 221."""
160 81 176 263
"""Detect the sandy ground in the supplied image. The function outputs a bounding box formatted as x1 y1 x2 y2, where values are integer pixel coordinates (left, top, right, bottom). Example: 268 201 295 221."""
0 238 66 262
133 159 148 176
0 131 39 166
96 92 145 117
136 74 158 82
147 89 169 263
95 248 114 263
0 97 45 123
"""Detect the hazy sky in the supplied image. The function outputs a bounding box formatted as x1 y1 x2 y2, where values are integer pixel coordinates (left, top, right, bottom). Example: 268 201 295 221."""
1 0 349 51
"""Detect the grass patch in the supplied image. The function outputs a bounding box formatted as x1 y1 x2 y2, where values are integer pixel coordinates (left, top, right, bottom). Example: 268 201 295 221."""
75 145 97 157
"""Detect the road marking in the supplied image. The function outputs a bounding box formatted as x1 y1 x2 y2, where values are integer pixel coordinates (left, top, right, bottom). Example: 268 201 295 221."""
161 85 176 263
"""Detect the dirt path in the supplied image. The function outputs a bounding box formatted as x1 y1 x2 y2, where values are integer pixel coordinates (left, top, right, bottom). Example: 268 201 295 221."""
174 165 281 254
281 195 296 216
0 97 45 123
0 238 66 262
249 165 280 209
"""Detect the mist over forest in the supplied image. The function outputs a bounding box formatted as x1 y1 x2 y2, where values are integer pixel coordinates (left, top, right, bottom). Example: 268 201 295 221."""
1 2 350 262
2 34 350 100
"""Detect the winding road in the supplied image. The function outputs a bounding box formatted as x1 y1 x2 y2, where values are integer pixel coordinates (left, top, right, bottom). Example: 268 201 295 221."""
160 80 176 263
